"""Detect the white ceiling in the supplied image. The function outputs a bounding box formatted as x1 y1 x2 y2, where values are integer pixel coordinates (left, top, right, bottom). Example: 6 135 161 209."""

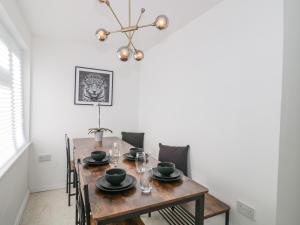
17 0 221 51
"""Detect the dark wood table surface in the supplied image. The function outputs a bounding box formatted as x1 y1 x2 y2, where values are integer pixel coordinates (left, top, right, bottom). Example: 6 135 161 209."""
73 137 208 225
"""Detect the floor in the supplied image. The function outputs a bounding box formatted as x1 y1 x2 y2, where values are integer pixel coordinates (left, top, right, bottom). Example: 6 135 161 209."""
20 188 169 225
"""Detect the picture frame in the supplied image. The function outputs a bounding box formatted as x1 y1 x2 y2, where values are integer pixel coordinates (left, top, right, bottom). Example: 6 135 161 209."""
74 66 113 106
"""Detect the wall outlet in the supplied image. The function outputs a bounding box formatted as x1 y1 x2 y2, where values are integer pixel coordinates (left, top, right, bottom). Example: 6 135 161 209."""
38 154 52 162
237 200 255 220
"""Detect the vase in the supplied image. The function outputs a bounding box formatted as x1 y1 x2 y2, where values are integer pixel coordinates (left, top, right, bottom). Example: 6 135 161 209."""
95 131 103 147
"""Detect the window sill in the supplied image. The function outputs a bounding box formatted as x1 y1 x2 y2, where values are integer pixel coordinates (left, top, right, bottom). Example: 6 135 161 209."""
0 142 32 179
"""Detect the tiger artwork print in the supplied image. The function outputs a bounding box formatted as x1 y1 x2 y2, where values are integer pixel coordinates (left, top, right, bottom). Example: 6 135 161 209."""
81 74 106 102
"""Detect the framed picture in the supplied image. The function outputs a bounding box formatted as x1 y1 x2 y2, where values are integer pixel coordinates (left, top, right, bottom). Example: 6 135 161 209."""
74 66 113 106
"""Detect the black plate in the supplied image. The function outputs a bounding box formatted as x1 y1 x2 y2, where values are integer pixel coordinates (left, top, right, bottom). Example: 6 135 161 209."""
152 167 181 179
97 175 134 190
96 175 136 192
152 169 183 182
152 175 182 182
83 156 109 165
123 153 149 161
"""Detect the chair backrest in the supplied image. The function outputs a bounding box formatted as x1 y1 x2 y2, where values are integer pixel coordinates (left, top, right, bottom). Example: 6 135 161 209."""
158 143 190 176
121 132 145 148
76 159 91 225
83 184 91 225
76 159 85 225
65 134 71 168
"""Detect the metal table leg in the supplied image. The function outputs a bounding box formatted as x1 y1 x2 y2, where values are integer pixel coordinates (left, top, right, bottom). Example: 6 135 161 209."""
195 195 205 225
225 211 230 225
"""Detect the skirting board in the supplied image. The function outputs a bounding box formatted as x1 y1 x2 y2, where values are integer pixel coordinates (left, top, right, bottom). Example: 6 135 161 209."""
14 190 30 225
30 183 65 193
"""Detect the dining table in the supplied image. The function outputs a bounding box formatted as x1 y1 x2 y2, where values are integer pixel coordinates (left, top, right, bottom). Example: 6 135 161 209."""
73 137 208 225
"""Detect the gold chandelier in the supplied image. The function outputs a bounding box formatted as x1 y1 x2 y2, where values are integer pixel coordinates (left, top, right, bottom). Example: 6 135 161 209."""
96 0 169 62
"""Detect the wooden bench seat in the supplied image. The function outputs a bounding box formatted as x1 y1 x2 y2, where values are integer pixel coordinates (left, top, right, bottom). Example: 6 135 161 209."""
158 193 230 225
112 217 145 225
91 217 145 225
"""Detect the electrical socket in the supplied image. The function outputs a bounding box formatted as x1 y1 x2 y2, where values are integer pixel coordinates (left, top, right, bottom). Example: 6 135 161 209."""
237 200 255 220
38 154 51 162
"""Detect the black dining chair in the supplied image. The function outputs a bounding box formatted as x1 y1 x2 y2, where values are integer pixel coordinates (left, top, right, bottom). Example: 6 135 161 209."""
121 132 144 148
65 134 76 206
158 143 189 176
147 143 190 218
75 159 91 225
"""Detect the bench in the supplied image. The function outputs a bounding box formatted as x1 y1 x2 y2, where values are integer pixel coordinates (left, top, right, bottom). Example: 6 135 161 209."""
112 218 145 225
158 193 230 225
91 217 145 225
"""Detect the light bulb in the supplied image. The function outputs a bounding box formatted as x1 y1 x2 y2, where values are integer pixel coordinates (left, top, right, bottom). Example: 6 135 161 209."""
117 46 131 62
96 29 108 41
134 50 144 61
155 15 169 30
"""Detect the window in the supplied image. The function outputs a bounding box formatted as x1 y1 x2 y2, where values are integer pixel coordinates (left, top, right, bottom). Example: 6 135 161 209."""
0 25 25 168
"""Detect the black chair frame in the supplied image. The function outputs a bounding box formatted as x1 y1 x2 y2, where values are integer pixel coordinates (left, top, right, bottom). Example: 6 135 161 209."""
75 159 91 225
65 134 76 206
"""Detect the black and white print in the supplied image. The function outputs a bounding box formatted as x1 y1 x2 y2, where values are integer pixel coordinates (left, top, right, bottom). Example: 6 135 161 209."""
74 66 113 105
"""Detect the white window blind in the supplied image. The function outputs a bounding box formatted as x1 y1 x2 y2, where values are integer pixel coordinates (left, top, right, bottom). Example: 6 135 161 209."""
0 25 25 169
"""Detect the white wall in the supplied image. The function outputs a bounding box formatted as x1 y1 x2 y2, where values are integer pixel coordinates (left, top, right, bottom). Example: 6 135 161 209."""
0 146 30 225
276 0 300 225
29 37 139 191
138 0 283 225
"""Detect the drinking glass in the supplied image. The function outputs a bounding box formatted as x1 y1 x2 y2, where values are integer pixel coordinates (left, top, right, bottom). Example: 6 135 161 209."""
109 148 120 168
112 141 120 152
139 166 152 194
135 152 146 173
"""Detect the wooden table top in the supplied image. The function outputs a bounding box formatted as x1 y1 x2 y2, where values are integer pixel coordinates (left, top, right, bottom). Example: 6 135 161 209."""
73 137 208 223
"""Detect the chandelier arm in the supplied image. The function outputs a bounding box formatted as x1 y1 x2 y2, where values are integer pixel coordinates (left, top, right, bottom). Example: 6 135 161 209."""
126 8 145 48
106 4 124 29
125 33 136 51
126 35 135 48
105 2 137 50
136 8 145 27
109 29 123 34
137 23 155 29
108 25 137 34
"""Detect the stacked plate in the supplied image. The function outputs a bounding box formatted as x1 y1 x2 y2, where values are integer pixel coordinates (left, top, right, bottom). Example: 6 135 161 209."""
96 175 136 193
123 153 149 161
152 167 182 182
82 156 109 166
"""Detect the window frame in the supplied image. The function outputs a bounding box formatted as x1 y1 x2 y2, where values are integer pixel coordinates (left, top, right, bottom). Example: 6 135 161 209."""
0 22 27 172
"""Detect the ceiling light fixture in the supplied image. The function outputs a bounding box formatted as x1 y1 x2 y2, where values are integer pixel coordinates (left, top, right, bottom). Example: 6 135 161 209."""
96 0 169 62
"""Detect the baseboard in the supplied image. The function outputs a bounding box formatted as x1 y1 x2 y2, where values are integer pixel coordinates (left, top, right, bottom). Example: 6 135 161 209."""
30 183 65 193
14 190 30 225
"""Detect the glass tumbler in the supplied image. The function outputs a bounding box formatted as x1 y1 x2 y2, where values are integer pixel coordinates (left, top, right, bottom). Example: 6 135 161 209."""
139 166 153 194
135 152 146 173
109 148 120 168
